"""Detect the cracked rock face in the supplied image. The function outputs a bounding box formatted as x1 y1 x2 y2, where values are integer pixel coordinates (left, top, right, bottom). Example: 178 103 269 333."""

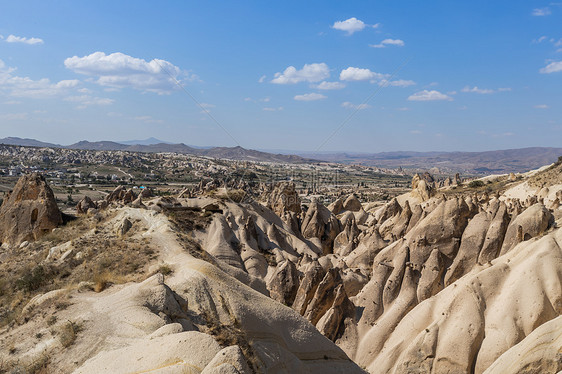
0 173 62 246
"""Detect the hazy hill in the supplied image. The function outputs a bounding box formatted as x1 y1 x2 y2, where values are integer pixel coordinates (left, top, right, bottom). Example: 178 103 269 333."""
119 137 170 146
300 147 562 174
0 137 316 164
0 137 60 148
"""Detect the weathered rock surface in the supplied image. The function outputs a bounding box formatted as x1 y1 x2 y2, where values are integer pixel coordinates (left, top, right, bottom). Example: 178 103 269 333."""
301 201 342 255
267 182 302 217
0 173 62 246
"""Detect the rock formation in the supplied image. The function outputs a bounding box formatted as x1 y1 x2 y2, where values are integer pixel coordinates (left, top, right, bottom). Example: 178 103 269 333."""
0 173 62 246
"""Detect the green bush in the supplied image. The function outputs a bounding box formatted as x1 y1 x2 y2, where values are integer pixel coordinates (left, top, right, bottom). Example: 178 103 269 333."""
15 266 48 292
468 180 485 188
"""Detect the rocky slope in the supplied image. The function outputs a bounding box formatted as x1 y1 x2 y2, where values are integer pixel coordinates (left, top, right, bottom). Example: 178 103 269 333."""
1 165 561 373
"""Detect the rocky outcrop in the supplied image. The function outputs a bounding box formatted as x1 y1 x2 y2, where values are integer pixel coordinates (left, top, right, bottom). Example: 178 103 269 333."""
301 201 342 255
266 260 299 306
411 173 435 202
267 182 301 217
499 203 554 255
0 173 62 246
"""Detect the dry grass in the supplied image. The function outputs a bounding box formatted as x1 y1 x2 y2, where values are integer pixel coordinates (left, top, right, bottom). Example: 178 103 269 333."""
57 320 82 348
0 210 157 328
528 158 562 188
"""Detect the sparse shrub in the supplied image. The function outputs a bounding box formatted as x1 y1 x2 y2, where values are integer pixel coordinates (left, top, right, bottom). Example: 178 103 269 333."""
468 180 485 188
93 272 111 293
15 266 48 292
26 352 50 374
58 320 81 348
158 264 173 276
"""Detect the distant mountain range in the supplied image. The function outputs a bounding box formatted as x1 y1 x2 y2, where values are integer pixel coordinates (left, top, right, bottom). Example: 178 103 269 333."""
298 148 562 174
0 137 318 164
1 137 560 174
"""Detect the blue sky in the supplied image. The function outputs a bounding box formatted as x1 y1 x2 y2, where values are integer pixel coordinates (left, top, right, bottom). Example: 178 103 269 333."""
0 0 560 152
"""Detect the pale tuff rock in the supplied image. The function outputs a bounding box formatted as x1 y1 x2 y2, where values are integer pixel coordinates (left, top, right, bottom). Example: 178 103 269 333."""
343 194 363 212
266 259 299 306
333 218 360 256
301 201 342 255
411 173 434 201
446 209 491 285
266 182 301 217
354 226 562 374
482 315 562 374
499 203 554 255
76 195 96 214
477 201 510 264
0 173 62 246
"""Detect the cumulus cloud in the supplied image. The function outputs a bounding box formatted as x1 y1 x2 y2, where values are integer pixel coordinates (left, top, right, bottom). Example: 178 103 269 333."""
540 60 562 73
408 90 453 101
64 95 114 109
0 59 80 98
534 104 549 109
64 52 193 94
341 101 370 110
461 86 511 94
332 17 369 35
532 7 551 16
5 34 44 45
370 39 405 48
294 93 327 101
340 67 387 81
313 81 346 90
271 63 330 84
263 106 284 111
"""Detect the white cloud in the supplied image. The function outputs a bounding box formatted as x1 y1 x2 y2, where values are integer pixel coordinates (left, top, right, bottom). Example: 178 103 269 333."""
341 101 370 110
3 100 21 105
534 104 550 109
0 60 80 98
340 67 387 81
332 17 367 35
263 106 284 111
461 86 511 94
5 34 44 45
313 81 346 90
134 115 163 124
532 7 551 16
379 79 415 87
64 52 193 94
533 35 548 43
64 95 114 109
258 75 266 83
408 90 453 101
271 63 330 84
370 39 405 48
410 130 422 134
294 93 327 101
540 60 562 73
397 107 410 111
